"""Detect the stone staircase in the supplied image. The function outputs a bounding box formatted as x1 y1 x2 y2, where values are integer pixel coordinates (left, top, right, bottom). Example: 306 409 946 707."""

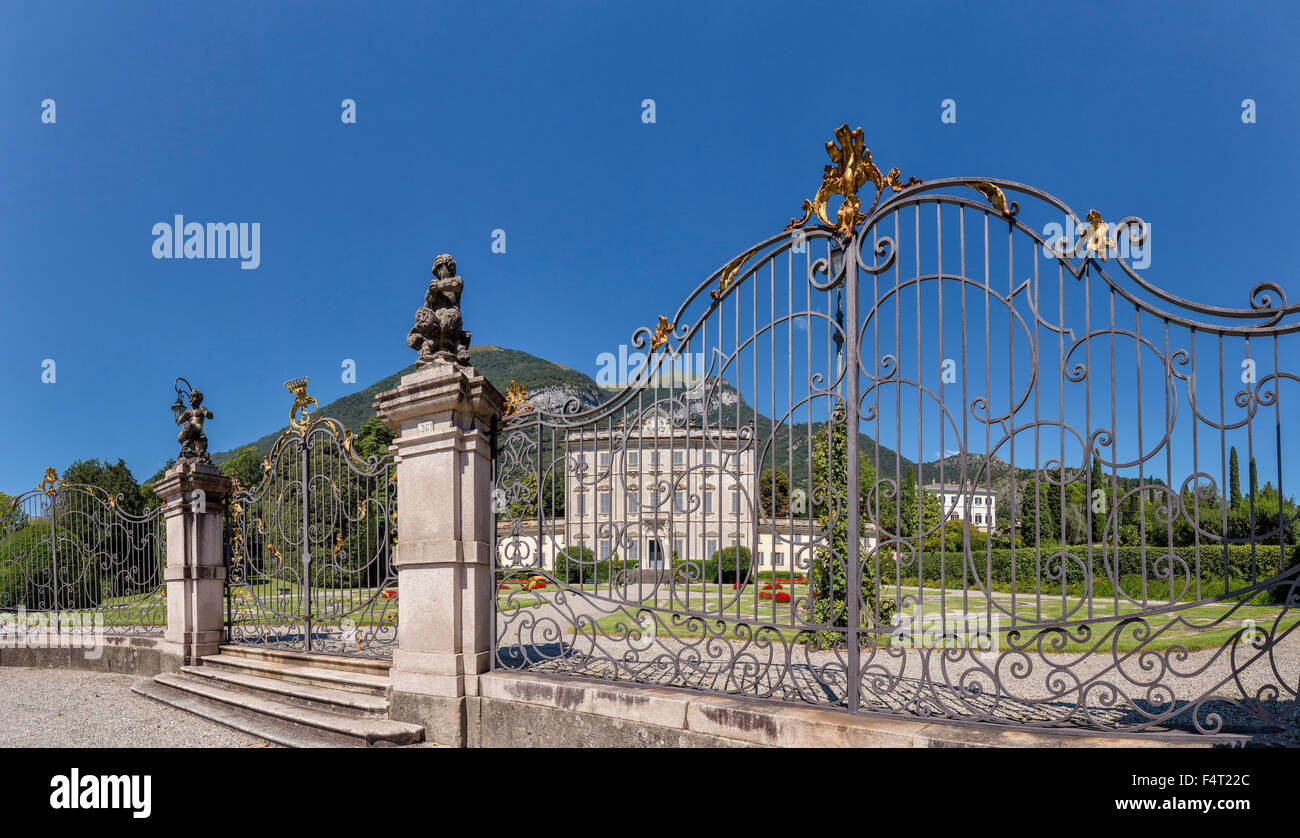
132 645 424 747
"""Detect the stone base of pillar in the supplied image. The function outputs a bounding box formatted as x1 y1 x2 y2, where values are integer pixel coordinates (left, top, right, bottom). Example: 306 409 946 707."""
158 631 226 667
389 692 474 748
375 359 504 749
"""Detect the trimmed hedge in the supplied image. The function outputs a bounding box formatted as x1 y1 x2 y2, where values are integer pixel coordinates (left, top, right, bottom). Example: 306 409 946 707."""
553 547 639 584
882 544 1295 603
756 570 807 581
697 546 753 584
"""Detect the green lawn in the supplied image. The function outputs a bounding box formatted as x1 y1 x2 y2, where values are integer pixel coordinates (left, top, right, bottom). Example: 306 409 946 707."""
496 580 1299 654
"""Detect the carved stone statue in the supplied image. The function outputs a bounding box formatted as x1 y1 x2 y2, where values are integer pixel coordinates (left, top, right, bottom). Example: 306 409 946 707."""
176 389 214 462
407 253 472 367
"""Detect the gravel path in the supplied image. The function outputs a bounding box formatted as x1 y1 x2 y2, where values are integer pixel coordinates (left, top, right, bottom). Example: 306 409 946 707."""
0 667 270 748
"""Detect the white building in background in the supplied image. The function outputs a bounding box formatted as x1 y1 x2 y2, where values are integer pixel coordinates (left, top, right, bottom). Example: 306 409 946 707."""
496 407 877 576
923 482 998 531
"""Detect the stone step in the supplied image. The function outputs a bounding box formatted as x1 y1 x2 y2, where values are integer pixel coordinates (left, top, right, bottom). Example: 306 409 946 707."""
132 678 333 748
216 644 392 677
180 665 389 718
201 654 390 697
144 673 423 747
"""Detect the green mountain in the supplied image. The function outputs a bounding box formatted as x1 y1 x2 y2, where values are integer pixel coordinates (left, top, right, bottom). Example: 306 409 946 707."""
210 345 602 465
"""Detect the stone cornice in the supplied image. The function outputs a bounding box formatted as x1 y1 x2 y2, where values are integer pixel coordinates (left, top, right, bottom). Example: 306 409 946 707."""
374 362 505 432
151 460 232 503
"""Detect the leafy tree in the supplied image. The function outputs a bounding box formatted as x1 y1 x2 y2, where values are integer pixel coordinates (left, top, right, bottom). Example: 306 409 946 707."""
759 467 790 517
221 446 266 490
0 491 22 531
900 466 917 523
922 519 989 553
61 459 147 514
809 418 893 635
352 417 395 462
901 482 942 538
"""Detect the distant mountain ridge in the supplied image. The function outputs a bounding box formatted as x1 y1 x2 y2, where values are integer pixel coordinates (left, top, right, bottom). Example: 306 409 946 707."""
213 347 1071 509
210 345 604 465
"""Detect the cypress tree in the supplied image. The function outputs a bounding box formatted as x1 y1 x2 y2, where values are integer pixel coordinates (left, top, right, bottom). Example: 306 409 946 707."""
1228 446 1241 508
1091 453 1106 543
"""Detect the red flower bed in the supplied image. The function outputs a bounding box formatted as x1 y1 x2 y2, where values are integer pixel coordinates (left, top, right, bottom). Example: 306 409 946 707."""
380 589 398 599
761 584 773 590
528 581 548 590
774 592 791 603
759 590 773 601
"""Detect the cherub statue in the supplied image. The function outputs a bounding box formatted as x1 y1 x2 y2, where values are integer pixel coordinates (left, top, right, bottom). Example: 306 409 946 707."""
407 253 472 367
176 389 214 462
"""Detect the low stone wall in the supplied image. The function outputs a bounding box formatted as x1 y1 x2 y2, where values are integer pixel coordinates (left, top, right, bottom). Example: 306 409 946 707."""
390 671 1221 748
0 634 181 677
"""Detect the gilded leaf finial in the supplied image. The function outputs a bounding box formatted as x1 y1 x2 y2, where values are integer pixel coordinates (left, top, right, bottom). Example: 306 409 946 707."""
966 182 1019 216
711 246 760 302
1084 210 1116 261
788 124 922 239
37 467 61 496
503 380 533 418
650 316 672 350
285 377 318 432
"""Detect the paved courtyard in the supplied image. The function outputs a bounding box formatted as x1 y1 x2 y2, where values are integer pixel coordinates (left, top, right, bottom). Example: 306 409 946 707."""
0 667 270 748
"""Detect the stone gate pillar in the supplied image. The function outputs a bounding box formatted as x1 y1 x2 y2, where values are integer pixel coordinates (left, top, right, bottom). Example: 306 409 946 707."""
374 253 502 746
374 361 503 746
153 460 231 668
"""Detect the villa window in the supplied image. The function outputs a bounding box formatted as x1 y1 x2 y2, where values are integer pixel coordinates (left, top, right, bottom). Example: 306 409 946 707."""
599 492 610 515
758 551 766 566
599 540 612 560
628 452 639 468
574 494 586 516
674 491 685 512
707 539 718 558
672 450 684 466
704 492 714 514
731 492 740 514
600 452 611 468
627 493 639 513
775 552 785 567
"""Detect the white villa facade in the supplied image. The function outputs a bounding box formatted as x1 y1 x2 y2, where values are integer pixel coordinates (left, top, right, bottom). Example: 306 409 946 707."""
496 407 878 576
923 482 998 531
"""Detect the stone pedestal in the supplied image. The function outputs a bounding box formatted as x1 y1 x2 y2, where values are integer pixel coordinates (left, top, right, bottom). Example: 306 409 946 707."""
152 460 231 667
374 361 503 746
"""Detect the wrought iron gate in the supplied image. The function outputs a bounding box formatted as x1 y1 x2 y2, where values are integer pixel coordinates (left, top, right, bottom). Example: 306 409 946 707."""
492 125 1300 738
1 469 165 635
226 379 398 658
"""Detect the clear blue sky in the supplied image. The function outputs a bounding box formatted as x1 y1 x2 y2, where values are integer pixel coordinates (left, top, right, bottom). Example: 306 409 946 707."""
1 0 1296 495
